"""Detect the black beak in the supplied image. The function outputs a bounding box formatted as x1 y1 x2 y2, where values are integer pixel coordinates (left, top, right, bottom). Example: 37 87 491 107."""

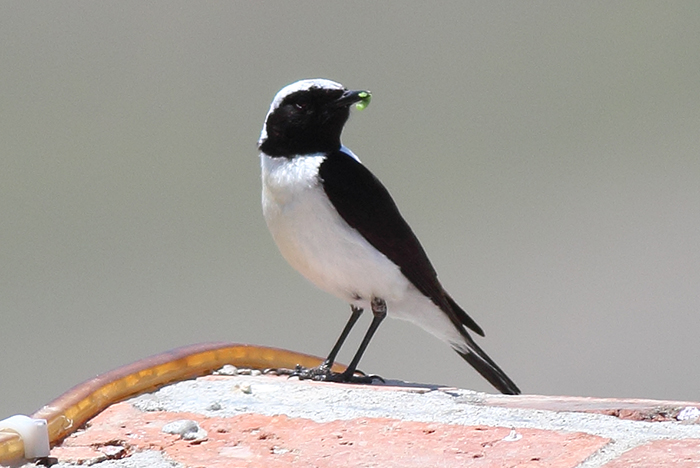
334 89 371 108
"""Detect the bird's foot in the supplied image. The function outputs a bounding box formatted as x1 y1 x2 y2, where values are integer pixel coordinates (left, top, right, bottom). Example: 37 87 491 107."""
268 364 384 384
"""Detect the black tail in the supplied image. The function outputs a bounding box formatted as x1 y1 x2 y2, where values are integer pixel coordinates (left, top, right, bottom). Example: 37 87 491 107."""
442 294 520 394
454 339 521 395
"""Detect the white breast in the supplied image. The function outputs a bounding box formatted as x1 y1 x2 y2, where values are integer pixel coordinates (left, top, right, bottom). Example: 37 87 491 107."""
260 153 411 308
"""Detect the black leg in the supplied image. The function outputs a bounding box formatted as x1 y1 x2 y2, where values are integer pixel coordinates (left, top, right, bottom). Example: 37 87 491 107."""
339 297 387 381
277 300 385 384
276 305 363 380
321 305 364 369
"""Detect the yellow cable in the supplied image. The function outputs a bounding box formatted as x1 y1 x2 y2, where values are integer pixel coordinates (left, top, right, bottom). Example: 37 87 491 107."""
0 343 345 464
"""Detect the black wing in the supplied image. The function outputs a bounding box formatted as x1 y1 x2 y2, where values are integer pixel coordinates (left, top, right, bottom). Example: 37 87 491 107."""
318 149 484 337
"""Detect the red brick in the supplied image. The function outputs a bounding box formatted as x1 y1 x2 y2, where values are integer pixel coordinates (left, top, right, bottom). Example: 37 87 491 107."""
52 401 609 468
601 439 700 468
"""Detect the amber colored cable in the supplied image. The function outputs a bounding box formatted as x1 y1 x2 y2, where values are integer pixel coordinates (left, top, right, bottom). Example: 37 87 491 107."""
0 343 345 464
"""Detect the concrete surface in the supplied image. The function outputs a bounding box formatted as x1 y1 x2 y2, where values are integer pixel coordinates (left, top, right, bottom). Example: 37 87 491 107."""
14 371 700 468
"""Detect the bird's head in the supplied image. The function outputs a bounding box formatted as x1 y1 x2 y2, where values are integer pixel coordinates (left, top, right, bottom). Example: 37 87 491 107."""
259 79 371 157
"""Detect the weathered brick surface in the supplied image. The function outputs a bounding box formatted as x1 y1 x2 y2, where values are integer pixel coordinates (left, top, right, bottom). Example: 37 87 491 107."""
485 394 699 422
41 376 700 468
53 402 609 468
600 439 700 468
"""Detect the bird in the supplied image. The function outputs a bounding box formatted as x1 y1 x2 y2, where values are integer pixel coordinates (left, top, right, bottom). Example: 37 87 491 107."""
258 78 520 395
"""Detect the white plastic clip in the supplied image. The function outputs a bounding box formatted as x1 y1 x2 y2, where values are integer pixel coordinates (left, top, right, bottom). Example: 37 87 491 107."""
0 415 50 459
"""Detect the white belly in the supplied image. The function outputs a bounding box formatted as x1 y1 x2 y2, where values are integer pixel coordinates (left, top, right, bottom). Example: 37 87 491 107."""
261 154 411 307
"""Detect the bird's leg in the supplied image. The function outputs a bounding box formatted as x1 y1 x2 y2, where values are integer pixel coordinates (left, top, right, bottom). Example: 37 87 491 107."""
320 305 364 370
284 300 386 383
337 297 386 382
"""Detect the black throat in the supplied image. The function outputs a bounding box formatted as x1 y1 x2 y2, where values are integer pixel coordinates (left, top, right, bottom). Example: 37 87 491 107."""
259 88 351 157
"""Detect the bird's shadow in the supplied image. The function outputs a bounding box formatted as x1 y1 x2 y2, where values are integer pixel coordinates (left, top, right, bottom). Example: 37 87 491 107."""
369 378 470 398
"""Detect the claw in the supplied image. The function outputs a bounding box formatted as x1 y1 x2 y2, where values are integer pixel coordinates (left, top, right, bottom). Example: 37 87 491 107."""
258 364 383 384
286 364 383 384
363 374 385 383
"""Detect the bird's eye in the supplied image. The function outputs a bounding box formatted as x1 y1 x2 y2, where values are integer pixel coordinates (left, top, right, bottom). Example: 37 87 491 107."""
294 102 308 111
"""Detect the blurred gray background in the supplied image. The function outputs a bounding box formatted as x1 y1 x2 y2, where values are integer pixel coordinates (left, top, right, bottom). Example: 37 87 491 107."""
2 2 699 419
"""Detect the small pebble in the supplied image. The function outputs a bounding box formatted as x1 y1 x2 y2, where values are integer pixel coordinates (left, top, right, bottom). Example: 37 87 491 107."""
677 406 700 422
207 401 223 411
236 382 252 394
162 419 208 441
98 445 125 459
502 428 522 442
214 365 239 376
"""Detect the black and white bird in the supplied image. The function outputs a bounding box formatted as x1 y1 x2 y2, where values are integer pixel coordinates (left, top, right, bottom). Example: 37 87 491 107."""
258 78 520 395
